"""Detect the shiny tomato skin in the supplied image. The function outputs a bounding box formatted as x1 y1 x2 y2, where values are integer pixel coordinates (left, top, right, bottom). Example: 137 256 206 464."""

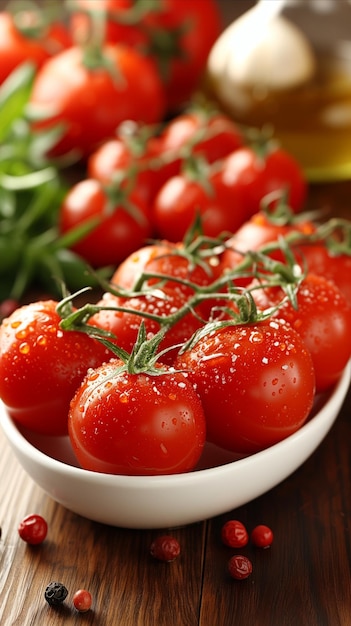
87 138 157 204
220 147 307 219
0 300 110 436
159 112 243 165
70 0 221 111
252 273 351 392
68 359 206 475
59 179 152 268
111 241 220 294
90 287 203 365
30 44 166 158
152 169 249 242
87 134 173 205
294 243 351 309
0 12 49 84
145 0 222 111
219 211 316 275
174 320 316 454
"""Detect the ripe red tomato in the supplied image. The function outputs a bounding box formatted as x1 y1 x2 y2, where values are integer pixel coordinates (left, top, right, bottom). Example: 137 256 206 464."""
158 111 243 165
69 0 222 111
152 167 249 242
251 273 351 392
174 320 316 454
0 300 111 435
87 132 174 205
142 0 222 111
59 179 152 268
111 241 220 294
29 44 166 158
68 359 206 475
0 12 49 84
90 287 203 365
220 211 316 275
293 243 351 308
219 146 307 219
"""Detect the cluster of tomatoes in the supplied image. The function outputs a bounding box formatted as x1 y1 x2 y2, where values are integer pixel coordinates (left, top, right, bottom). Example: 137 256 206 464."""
1 203 351 477
1 0 222 156
58 107 308 271
1 1 351 480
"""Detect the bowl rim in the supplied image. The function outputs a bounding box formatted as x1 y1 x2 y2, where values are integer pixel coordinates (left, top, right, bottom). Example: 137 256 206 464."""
0 360 350 488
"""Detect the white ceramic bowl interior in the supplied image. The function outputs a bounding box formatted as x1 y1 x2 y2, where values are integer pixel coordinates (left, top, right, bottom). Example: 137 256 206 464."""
0 361 350 529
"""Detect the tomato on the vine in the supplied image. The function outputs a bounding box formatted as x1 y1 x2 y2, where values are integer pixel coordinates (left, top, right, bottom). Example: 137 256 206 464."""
152 167 250 243
111 241 220 295
68 359 206 475
174 319 316 454
293 243 351 309
219 210 316 275
251 273 351 392
29 44 166 158
69 0 222 111
0 300 111 436
87 132 174 205
59 178 153 268
158 111 243 165
90 287 203 365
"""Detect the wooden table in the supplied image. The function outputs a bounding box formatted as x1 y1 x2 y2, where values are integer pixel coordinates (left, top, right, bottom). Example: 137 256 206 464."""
0 178 351 626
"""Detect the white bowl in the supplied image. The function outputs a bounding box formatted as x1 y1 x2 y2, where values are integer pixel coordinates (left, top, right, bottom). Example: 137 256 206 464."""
1 362 350 529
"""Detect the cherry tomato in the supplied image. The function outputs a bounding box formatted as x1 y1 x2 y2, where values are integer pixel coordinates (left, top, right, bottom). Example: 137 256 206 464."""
158 111 243 166
18 513 48 545
0 12 49 84
111 241 220 295
293 243 351 308
68 359 206 475
152 167 249 242
90 287 203 365
251 273 351 392
219 146 307 219
29 44 166 158
174 320 316 454
70 0 222 111
87 132 174 205
59 179 152 268
220 211 316 275
0 300 110 435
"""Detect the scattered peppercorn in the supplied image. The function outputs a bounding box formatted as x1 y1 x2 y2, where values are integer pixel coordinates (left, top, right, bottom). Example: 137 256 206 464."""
221 519 249 548
44 582 68 607
228 554 253 580
150 535 181 562
73 589 92 612
251 524 274 548
18 514 48 545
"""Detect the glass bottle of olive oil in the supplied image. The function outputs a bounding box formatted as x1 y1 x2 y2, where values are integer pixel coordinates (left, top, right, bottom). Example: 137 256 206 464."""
205 1 351 182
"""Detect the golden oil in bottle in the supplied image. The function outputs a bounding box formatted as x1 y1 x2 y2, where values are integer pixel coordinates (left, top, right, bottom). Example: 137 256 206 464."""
205 1 351 182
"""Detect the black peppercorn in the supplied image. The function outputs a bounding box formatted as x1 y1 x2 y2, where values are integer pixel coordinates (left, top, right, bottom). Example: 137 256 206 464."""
44 581 68 606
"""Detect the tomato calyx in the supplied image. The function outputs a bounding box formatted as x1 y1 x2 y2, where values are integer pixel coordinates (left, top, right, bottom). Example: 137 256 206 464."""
59 290 172 375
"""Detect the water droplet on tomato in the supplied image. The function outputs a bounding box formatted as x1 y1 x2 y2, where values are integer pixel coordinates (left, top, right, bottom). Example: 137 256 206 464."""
19 342 30 355
37 335 47 346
